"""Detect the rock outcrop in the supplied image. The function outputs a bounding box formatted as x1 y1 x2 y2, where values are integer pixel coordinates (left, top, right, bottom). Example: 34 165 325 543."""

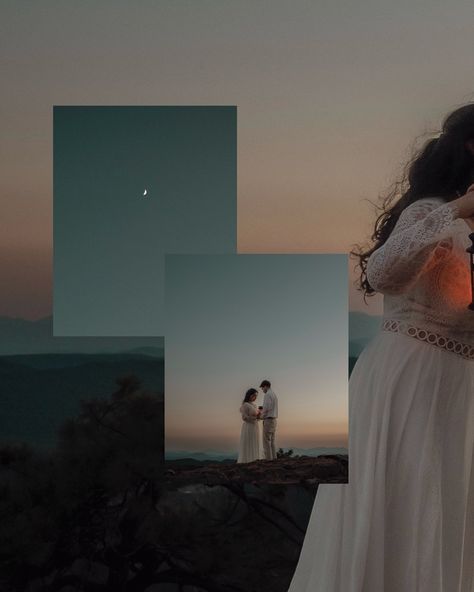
165 454 348 490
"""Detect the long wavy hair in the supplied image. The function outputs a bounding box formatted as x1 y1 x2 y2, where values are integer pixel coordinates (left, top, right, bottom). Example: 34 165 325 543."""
352 103 474 299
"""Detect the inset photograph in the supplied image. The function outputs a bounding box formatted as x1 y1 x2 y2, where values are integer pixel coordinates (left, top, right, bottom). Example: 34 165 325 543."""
164 254 348 488
54 106 236 336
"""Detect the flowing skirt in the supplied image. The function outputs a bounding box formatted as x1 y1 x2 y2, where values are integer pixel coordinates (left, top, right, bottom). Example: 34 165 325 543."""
237 420 262 463
289 329 474 592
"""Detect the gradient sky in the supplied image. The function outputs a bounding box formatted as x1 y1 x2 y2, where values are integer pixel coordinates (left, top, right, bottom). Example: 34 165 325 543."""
165 254 348 452
54 106 235 336
3 1 474 320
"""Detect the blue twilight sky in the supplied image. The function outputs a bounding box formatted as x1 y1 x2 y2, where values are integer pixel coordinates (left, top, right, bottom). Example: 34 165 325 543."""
53 106 236 336
165 254 348 453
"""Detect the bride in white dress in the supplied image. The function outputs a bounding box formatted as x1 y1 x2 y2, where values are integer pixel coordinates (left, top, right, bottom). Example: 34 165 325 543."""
237 388 262 463
289 104 474 591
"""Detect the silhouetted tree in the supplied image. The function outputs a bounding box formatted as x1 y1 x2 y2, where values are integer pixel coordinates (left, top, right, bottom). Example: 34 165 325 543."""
0 375 165 592
277 448 294 459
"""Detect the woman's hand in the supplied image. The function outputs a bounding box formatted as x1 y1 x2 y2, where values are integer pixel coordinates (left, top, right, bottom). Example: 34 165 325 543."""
465 218 474 231
452 184 474 222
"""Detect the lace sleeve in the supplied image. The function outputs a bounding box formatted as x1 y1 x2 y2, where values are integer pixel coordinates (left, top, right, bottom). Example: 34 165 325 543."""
366 198 460 295
240 403 257 422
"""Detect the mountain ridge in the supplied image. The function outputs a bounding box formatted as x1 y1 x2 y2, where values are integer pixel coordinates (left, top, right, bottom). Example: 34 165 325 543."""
165 446 348 461
0 315 164 355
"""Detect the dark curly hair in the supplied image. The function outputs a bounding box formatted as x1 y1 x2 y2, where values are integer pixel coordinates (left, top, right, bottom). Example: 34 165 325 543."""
243 388 258 403
352 102 474 299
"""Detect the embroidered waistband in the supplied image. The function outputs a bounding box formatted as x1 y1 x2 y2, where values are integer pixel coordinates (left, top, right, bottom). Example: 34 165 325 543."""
382 319 474 360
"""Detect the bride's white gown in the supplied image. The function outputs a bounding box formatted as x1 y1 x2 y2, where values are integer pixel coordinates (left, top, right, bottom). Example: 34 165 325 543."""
289 197 474 592
237 402 262 463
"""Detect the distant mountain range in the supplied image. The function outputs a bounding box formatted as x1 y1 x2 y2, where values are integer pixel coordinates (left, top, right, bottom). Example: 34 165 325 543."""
165 447 348 462
166 450 237 461
0 315 164 356
0 352 164 448
0 312 379 358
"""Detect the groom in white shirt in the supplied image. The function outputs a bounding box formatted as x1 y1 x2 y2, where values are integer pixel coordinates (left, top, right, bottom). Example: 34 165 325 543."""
259 379 278 460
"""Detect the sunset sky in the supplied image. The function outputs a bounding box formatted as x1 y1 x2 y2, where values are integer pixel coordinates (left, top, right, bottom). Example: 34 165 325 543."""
3 0 474 322
165 255 348 452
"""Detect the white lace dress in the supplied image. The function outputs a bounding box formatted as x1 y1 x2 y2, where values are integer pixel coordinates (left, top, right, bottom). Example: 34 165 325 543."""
289 197 474 592
237 402 262 463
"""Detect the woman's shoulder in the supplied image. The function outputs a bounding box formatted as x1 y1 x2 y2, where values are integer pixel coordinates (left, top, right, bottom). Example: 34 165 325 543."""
399 195 449 221
406 195 446 209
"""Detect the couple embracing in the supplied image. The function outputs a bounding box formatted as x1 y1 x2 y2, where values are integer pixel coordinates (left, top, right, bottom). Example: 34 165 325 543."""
237 379 279 464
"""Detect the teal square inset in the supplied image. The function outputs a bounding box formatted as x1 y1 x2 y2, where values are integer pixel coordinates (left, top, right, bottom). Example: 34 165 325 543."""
54 106 237 336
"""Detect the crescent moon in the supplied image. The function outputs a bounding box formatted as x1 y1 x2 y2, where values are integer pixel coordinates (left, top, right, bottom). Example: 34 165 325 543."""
143 189 148 197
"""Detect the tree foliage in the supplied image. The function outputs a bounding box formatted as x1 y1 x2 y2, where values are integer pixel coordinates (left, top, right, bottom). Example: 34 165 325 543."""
276 448 294 459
